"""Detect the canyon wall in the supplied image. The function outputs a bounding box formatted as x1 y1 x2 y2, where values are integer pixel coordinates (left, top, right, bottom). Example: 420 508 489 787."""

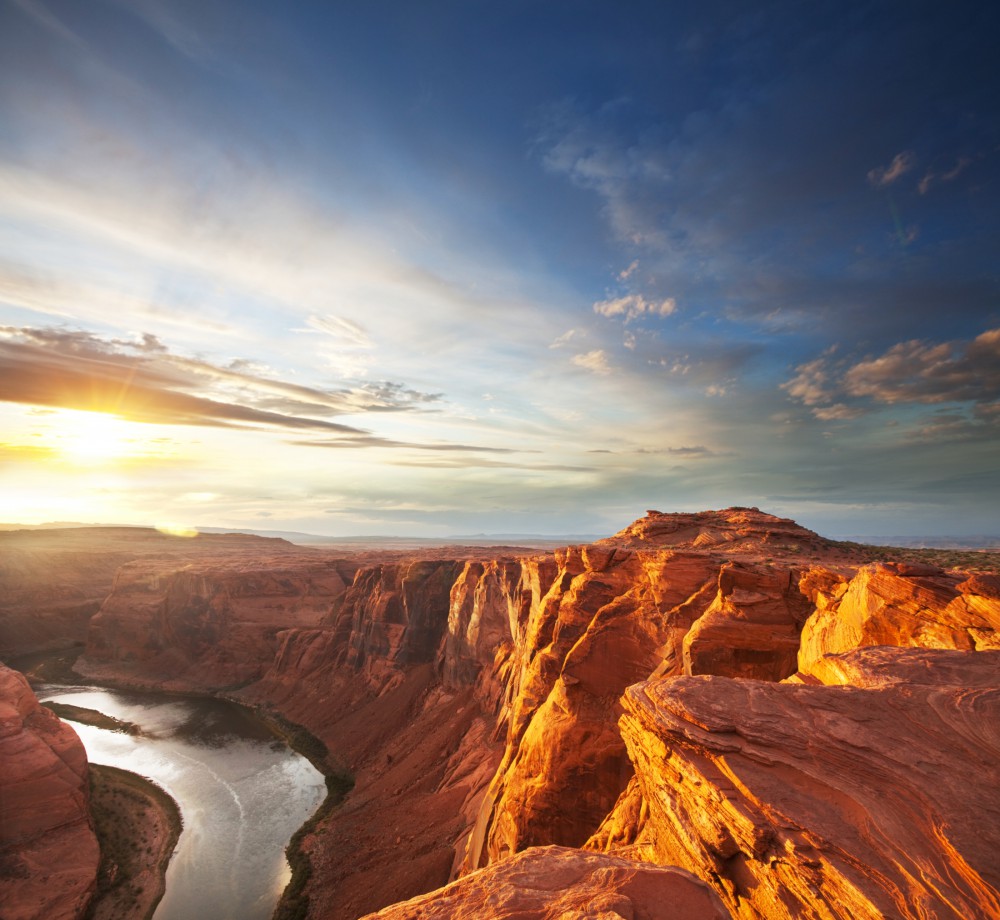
0 527 308 660
27 508 999 918
0 664 99 920
81 554 360 690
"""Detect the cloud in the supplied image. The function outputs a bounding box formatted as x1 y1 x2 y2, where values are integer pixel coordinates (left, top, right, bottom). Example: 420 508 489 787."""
812 403 864 421
632 445 716 458
0 442 59 462
867 151 916 188
0 325 441 436
918 156 972 195
783 328 1000 420
549 329 578 349
571 350 612 375
618 260 640 281
303 314 374 348
781 355 835 406
534 98 672 247
593 294 676 322
391 457 594 472
843 328 1000 404
289 436 521 453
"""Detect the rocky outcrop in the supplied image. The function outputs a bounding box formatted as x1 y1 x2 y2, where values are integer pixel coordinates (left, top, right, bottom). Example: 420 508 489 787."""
359 845 731 919
249 557 523 918
682 563 812 681
596 647 1000 920
798 562 1000 672
0 664 99 920
467 547 720 870
603 508 841 560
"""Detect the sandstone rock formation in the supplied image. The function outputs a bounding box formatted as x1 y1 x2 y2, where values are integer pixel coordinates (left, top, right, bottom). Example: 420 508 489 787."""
18 507 997 919
798 561 1000 671
593 647 1000 920
359 845 731 919
0 664 99 920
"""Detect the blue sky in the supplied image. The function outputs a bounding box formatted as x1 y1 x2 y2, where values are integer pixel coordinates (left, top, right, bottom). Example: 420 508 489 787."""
1 0 998 537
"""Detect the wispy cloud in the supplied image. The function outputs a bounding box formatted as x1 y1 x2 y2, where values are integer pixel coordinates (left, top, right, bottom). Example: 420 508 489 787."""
571 349 612 375
391 457 594 472
0 326 442 436
783 328 1000 420
289 436 521 453
918 156 973 195
549 329 579 349
843 328 1000 405
867 151 916 188
593 294 676 322
303 314 374 349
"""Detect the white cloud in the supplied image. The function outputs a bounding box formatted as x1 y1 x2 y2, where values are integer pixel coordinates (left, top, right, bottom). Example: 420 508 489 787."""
780 355 834 406
304 314 374 348
844 329 1000 404
867 151 915 188
571 349 612 375
618 259 640 281
812 403 863 421
783 328 1000 421
549 328 578 349
593 294 676 322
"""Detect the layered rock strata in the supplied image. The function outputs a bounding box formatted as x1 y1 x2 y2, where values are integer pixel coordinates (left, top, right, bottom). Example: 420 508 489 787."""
0 664 99 920
592 647 1000 920
359 845 731 919
798 561 1000 671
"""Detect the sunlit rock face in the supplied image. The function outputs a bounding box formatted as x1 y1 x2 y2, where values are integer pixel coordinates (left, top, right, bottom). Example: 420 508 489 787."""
358 845 732 920
0 664 99 920
590 648 1000 920
798 562 1000 672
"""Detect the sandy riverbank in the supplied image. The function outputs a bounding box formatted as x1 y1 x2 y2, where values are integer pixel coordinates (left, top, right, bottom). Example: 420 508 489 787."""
86 764 182 920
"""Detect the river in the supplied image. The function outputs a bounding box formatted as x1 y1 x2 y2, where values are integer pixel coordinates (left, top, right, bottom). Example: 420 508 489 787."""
36 684 327 920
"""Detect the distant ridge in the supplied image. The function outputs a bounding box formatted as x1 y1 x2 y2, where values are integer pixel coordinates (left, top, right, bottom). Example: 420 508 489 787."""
3 519 997 551
835 535 1000 550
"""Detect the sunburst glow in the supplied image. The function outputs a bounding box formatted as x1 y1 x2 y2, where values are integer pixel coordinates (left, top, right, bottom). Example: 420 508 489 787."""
43 409 157 466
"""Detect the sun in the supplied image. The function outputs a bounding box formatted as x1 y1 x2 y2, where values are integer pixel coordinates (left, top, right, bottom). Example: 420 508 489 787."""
49 409 146 465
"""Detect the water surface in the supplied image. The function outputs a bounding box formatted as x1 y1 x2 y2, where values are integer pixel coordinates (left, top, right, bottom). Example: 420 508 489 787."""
38 684 326 920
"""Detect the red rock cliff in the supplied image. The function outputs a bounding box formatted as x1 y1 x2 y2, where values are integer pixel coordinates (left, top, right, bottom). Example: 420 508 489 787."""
593 647 1000 920
0 664 99 920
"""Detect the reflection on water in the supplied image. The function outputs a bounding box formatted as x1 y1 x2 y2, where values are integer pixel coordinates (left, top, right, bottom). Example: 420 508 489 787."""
38 684 326 920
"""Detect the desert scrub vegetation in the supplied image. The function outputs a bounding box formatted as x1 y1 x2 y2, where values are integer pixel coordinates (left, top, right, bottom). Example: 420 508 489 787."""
85 764 181 920
834 542 1000 574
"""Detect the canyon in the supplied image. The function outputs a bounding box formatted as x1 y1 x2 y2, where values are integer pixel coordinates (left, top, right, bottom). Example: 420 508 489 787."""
2 508 999 919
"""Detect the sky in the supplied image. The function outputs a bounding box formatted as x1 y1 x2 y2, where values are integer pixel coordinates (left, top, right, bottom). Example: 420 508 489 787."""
0 0 998 539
